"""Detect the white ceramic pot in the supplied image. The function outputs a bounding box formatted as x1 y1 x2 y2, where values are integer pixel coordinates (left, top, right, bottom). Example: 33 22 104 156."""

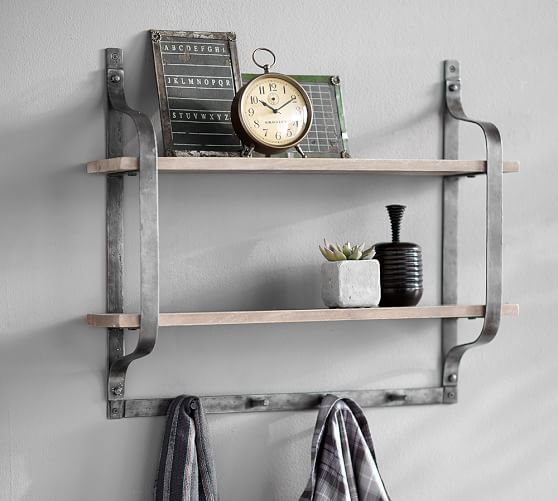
321 260 381 308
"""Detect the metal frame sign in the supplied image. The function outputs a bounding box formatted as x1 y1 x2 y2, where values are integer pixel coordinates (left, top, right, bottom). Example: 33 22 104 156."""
151 30 243 156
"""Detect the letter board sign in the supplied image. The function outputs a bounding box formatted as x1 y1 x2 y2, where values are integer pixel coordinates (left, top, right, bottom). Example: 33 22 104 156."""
151 30 243 156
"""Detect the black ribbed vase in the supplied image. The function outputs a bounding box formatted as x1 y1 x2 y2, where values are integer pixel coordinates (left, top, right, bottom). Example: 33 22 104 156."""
375 205 423 306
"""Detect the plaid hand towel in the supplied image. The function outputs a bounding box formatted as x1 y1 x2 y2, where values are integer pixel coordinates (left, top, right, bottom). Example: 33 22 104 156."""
154 396 218 501
300 395 391 501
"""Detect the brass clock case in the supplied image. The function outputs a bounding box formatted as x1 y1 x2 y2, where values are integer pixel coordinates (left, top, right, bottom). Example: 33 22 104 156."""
231 72 313 156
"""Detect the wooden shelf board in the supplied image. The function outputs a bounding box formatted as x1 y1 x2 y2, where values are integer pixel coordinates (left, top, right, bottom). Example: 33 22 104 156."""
87 304 519 328
86 156 520 176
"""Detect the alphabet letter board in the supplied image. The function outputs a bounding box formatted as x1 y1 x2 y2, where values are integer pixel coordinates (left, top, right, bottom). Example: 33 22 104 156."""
151 30 243 156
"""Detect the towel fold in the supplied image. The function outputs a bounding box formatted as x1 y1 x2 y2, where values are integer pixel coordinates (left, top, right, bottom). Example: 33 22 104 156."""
300 394 391 501
154 396 218 501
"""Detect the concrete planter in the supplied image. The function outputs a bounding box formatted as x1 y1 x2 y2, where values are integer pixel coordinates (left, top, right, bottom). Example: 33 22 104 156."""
321 260 381 308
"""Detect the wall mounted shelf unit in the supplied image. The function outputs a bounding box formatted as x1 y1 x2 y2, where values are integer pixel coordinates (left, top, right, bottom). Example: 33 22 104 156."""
87 49 519 419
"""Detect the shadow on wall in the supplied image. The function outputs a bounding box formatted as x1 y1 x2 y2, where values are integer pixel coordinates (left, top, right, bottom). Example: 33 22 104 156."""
0 314 164 501
351 80 444 155
117 31 165 154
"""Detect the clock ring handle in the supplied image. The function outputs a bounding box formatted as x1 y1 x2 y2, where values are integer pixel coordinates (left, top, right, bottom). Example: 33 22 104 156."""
252 47 276 73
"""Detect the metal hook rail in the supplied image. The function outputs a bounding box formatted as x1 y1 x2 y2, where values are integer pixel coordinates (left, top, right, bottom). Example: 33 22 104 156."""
101 52 504 418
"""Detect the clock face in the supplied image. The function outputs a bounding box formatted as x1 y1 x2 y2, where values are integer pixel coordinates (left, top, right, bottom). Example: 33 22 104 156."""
239 74 312 149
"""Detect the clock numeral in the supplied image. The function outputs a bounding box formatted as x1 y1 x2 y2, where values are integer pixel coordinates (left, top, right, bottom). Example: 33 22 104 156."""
250 96 258 104
296 106 302 113
283 85 287 94
291 120 299 127
248 108 255 117
258 85 265 95
286 129 293 138
269 83 277 91
262 128 268 137
253 120 260 128
275 131 282 140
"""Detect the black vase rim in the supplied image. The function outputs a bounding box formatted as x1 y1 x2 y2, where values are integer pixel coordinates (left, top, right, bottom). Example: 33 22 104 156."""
374 242 422 250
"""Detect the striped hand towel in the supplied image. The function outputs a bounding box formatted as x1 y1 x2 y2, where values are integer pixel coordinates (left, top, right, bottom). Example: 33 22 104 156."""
154 396 218 501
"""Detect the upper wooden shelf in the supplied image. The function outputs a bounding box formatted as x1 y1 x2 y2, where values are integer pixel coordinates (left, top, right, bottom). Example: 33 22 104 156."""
86 157 520 176
87 304 519 329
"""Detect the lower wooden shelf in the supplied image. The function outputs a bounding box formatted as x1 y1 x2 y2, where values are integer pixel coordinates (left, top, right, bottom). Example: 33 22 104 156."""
87 304 518 329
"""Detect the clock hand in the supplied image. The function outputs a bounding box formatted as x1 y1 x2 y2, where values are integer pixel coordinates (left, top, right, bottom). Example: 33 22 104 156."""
259 100 281 113
274 97 296 113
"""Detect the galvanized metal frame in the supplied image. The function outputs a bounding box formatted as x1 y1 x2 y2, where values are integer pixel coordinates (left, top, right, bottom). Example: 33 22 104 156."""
105 49 159 419
101 53 503 418
441 60 503 401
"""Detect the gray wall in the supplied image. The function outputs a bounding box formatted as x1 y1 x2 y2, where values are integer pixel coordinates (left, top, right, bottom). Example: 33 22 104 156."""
1 1 556 500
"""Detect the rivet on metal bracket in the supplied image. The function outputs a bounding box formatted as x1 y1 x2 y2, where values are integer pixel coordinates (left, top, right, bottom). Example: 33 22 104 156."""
108 400 124 419
444 387 458 402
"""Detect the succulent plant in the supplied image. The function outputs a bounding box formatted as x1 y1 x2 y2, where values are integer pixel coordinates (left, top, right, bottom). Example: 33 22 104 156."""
319 239 375 261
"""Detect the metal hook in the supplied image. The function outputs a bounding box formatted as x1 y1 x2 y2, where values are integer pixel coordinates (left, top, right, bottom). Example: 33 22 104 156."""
252 47 276 73
249 397 270 408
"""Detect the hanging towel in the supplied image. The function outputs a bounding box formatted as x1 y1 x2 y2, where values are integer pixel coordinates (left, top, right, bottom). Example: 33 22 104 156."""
299 394 391 501
154 396 218 501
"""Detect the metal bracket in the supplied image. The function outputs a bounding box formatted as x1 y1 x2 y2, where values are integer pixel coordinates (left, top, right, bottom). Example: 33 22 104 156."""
98 56 504 418
105 49 159 419
441 60 503 401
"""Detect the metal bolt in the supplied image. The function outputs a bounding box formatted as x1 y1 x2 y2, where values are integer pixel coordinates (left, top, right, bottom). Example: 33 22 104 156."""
112 385 123 396
448 391 455 399
449 83 459 92
449 65 456 73
448 373 457 383
112 408 118 414
330 75 340 86
111 74 121 83
189 400 198 411
111 52 119 61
